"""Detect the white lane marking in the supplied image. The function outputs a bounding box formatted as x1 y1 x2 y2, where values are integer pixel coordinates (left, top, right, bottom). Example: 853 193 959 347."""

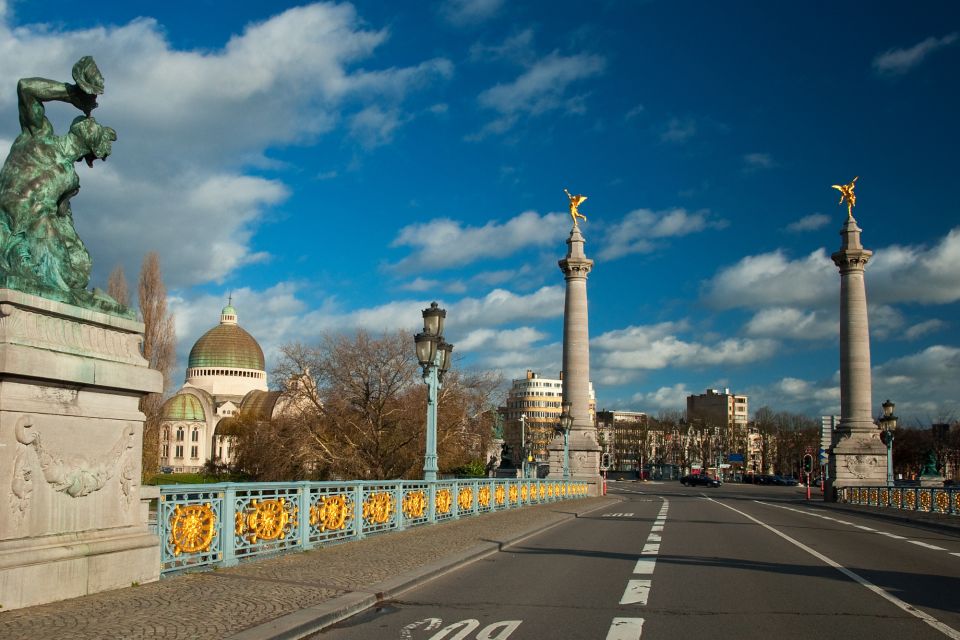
602 513 636 518
647 533 661 543
641 543 660 555
910 541 947 551
651 525 663 532
712 498 960 640
620 580 651 605
759 501 956 555
952 553 960 559
633 557 656 574
606 617 644 639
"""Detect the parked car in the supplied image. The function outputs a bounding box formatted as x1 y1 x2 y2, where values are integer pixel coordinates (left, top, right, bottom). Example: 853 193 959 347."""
159 466 174 474
780 475 801 486
680 474 722 487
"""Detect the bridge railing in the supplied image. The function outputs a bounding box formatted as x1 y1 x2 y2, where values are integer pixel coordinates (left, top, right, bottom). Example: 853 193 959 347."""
158 478 588 575
837 485 959 516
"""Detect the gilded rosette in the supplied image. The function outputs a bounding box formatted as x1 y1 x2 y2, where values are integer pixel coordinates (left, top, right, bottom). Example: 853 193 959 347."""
169 503 216 556
869 488 878 504
520 485 528 502
892 488 902 506
935 490 949 513
547 485 554 498
478 486 491 507
905 490 916 510
509 485 518 503
362 492 395 524
494 485 505 506
538 484 546 500
236 498 296 543
919 491 932 512
402 490 427 518
458 487 473 510
436 488 452 514
310 494 354 532
880 488 889 506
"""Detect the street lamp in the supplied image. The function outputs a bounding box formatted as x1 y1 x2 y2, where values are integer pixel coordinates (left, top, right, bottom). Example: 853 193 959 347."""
878 399 897 487
415 302 453 482
519 413 527 479
557 401 573 480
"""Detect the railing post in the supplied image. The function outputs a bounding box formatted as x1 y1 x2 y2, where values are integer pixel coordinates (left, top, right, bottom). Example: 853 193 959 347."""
396 481 406 531
452 479 461 520
299 481 313 551
222 485 238 567
354 483 366 540
428 481 436 523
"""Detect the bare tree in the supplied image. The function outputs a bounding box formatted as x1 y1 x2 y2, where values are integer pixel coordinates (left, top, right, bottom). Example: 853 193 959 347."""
106 264 129 307
138 252 176 477
235 331 500 481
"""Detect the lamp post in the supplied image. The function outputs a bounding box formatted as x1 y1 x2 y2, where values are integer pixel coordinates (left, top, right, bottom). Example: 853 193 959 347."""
414 302 453 483
878 399 897 487
557 402 573 480
519 413 527 479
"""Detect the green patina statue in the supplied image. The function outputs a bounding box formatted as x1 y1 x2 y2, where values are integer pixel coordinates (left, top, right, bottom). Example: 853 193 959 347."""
0 56 129 316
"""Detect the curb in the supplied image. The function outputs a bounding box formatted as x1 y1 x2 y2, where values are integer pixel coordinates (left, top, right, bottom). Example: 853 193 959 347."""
227 497 620 640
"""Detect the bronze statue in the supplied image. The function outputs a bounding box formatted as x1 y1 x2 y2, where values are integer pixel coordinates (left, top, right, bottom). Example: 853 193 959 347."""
0 57 124 314
564 188 588 225
831 176 858 219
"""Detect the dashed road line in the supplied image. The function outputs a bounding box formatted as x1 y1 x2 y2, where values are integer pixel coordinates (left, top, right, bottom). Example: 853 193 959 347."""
606 617 644 639
715 498 960 639
633 557 656 574
757 501 958 558
620 579 651 605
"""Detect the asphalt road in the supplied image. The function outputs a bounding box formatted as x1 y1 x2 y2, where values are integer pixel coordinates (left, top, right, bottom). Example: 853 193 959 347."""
314 481 960 639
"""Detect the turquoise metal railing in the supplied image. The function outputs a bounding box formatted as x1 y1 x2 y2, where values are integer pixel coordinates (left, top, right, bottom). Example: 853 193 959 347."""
837 485 959 516
158 478 587 574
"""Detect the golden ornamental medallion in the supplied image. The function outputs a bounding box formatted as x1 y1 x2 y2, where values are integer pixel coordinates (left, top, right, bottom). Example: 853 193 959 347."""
478 486 491 507
363 491 395 524
458 487 473 510
169 503 216 556
403 490 427 518
436 489 452 514
310 494 353 532
494 485 506 505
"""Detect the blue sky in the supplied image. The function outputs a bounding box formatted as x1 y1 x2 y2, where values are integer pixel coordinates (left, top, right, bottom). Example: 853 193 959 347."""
1 0 958 422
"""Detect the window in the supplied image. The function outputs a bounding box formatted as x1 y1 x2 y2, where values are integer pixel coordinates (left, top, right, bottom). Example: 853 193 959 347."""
175 445 184 458
191 429 199 442
191 446 198 459
176 427 184 442
162 444 169 457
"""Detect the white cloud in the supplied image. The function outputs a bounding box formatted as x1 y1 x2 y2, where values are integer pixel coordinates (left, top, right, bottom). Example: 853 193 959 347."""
598 207 724 261
786 213 830 233
625 104 645 120
469 29 534 62
631 384 695 412
441 0 505 25
873 32 958 76
390 210 568 272
867 228 960 305
475 51 605 136
744 307 836 340
872 345 960 419
904 319 946 341
0 4 452 290
742 152 775 170
457 326 546 352
702 248 835 310
593 322 778 371
660 116 696 143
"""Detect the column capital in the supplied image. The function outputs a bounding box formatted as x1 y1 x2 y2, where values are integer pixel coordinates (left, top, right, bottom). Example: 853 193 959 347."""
831 248 872 273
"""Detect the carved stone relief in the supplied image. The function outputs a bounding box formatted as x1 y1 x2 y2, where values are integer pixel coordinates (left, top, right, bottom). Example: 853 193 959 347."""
9 415 137 523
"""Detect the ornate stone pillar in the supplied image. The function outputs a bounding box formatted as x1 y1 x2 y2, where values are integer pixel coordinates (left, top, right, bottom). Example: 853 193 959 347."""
549 223 602 494
828 215 886 494
0 290 163 609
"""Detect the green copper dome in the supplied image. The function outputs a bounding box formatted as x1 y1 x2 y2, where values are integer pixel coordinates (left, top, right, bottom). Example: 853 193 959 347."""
162 394 206 421
187 305 265 371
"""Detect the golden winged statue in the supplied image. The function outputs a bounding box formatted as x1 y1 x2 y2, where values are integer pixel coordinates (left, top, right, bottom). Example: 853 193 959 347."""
831 176 858 218
564 188 588 225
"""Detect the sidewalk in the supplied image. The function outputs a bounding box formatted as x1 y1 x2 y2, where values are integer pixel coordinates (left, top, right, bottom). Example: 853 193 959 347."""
0 497 618 640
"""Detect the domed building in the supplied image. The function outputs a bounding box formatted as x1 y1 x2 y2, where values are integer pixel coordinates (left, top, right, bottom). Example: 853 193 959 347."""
159 303 283 472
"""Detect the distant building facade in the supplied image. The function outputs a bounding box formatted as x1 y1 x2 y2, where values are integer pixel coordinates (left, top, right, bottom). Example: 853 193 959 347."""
159 304 287 472
500 370 595 467
596 410 648 472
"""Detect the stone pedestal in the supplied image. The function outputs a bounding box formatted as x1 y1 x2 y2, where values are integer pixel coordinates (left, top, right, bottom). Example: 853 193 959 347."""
549 223 602 496
0 290 162 610
827 215 887 494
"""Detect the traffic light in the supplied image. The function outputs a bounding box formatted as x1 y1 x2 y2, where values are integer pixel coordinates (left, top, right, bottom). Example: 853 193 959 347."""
600 453 611 469
802 454 813 474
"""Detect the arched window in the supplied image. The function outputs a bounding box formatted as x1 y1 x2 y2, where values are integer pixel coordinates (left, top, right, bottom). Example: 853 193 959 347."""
176 427 184 442
191 429 199 442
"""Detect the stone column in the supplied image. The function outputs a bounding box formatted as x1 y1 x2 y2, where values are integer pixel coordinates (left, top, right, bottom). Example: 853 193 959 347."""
827 216 886 494
0 290 163 610
549 224 602 494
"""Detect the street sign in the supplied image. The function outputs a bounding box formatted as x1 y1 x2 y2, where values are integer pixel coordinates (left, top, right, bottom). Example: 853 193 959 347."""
728 453 744 463
719 464 731 469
